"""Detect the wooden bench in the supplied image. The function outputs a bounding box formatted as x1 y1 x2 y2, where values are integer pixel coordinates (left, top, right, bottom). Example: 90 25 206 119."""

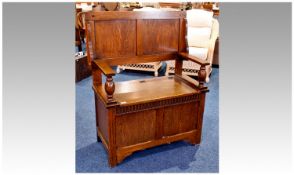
85 11 209 167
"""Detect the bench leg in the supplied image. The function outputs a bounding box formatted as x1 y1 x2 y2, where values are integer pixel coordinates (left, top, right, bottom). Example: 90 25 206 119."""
165 64 170 76
186 132 201 145
108 153 117 167
97 134 101 142
116 66 122 73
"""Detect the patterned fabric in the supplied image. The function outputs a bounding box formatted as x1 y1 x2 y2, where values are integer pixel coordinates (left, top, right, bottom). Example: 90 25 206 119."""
124 64 154 69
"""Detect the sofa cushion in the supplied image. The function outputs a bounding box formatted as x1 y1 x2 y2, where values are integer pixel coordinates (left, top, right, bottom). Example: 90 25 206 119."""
187 9 213 28
188 47 208 60
187 27 211 48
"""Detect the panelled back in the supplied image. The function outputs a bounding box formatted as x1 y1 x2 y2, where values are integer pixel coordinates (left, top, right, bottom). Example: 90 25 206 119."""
94 20 136 58
137 19 179 55
85 11 187 65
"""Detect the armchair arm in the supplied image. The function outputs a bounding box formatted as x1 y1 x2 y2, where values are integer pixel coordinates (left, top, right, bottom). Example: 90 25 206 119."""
177 52 208 88
93 60 116 76
207 18 219 62
178 52 210 66
92 60 116 104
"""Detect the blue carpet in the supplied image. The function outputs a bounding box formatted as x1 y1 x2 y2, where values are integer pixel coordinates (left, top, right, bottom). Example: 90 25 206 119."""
75 65 219 173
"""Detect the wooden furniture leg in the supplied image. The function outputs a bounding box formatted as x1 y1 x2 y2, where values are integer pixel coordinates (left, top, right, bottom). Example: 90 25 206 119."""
195 65 207 144
94 94 102 142
107 108 117 167
198 65 206 88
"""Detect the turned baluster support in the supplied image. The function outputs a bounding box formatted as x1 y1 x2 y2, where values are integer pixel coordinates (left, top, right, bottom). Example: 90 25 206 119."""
198 65 206 88
105 75 115 103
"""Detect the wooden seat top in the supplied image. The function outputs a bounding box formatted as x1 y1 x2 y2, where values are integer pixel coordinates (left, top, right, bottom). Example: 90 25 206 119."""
93 75 200 106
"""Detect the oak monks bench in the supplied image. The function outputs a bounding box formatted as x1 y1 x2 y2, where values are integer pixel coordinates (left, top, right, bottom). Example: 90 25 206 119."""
85 11 209 167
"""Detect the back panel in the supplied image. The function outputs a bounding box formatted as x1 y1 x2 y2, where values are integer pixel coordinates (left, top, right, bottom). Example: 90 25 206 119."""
85 11 186 64
137 19 179 55
94 20 137 58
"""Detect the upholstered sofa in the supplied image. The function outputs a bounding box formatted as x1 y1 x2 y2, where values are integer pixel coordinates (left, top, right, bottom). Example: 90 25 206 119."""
166 9 219 82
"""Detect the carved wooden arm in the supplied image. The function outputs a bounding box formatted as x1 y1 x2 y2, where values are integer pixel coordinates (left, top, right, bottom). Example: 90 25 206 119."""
177 52 209 88
93 60 116 103
178 52 210 66
95 61 116 76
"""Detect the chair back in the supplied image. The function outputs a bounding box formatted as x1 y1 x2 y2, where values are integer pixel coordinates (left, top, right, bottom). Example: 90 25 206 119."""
186 9 214 48
85 11 187 66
